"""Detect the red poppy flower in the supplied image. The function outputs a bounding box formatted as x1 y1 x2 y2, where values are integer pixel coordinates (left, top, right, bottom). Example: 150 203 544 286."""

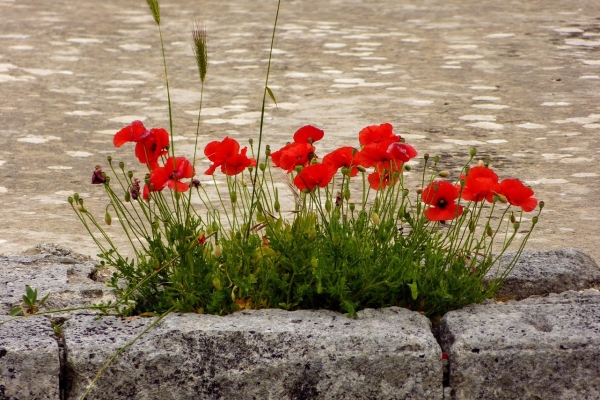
149 157 195 193
293 125 324 144
204 137 241 175
367 161 403 190
271 142 315 173
387 141 418 162
461 166 501 203
359 123 396 146
322 146 360 177
293 163 336 192
357 136 401 168
499 179 538 212
422 181 464 221
222 147 256 176
113 120 170 170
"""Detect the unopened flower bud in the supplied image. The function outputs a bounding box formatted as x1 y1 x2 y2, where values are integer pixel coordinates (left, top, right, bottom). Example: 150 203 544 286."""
469 220 476 233
477 160 485 167
372 212 380 225
349 203 355 212
438 170 450 178
124 192 131 202
433 156 440 163
539 201 545 210
532 216 539 225
118 161 125 170
325 199 332 212
105 212 112 225
107 156 112 163
416 188 423 195
344 188 350 201
274 199 280 213
510 212 516 223
68 196 74 204
356 165 367 173
402 189 409 197
513 222 520 230
423 153 429 161
230 191 237 204
404 164 412 172
73 193 80 202
341 167 350 176
248 138 253 145
470 147 477 157
295 165 303 173
259 163 266 172
486 224 493 237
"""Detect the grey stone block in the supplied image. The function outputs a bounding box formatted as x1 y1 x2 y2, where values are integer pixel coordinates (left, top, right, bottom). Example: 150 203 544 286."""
485 248 600 301
0 244 115 315
64 308 443 399
439 289 600 400
0 316 60 400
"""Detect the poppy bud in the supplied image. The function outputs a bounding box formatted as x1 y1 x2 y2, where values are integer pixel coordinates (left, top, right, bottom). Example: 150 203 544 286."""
539 201 545 210
325 199 332 212
349 203 355 212
265 146 271 157
105 212 112 226
248 138 253 145
497 194 507 203
68 197 73 204
230 191 237 204
259 163 266 172
532 216 538 225
423 153 429 161
274 199 280 213
344 188 350 201
372 213 380 226
356 165 367 173
470 147 477 157
477 160 485 167
510 212 516 223
513 222 520 230
404 164 412 171
469 220 476 233
73 193 80 202
433 156 440 163
107 156 112 164
486 224 493 237
402 189 409 197
212 277 221 290
438 170 450 178
119 161 125 170
340 167 350 176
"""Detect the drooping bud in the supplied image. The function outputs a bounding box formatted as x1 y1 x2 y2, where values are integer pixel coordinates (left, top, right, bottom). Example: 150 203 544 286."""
230 191 237 204
510 212 516 223
404 164 412 172
124 192 131 202
486 224 493 237
356 165 367 173
325 199 332 212
468 220 476 233
497 194 507 203
438 170 450 178
105 212 112 226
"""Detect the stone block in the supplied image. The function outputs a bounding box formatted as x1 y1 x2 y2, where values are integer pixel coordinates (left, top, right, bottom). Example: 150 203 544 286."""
0 244 115 315
439 289 600 400
63 307 443 399
485 248 600 300
0 316 60 400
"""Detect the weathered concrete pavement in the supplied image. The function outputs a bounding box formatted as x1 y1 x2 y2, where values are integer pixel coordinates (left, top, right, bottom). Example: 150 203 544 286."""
0 0 599 262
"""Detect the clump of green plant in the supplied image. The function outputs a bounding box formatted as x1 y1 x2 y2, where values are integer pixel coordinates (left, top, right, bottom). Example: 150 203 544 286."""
71 0 541 319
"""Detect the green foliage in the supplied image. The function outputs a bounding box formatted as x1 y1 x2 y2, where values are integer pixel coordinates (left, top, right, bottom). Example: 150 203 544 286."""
10 285 50 316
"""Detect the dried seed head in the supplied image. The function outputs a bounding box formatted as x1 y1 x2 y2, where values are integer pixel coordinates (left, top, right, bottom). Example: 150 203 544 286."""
192 22 208 83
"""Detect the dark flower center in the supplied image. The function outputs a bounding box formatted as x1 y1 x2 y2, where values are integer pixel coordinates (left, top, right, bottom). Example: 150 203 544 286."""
436 198 448 209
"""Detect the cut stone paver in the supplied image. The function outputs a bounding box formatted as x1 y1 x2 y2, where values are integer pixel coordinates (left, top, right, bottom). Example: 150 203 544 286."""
485 248 600 300
63 308 442 400
0 315 60 400
439 289 600 400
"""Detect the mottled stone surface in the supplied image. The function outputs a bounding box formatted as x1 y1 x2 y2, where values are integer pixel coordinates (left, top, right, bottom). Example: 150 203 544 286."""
63 308 442 399
0 315 60 400
0 244 115 315
0 0 598 263
439 289 600 400
486 248 600 300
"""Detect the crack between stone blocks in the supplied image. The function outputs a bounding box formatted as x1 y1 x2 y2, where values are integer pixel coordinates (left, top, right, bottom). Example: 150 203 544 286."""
50 317 69 400
430 319 452 399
